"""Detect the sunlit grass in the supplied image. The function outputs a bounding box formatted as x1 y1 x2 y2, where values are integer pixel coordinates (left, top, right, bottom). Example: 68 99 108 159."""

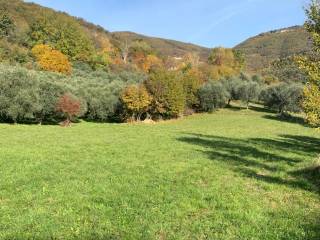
0 108 319 239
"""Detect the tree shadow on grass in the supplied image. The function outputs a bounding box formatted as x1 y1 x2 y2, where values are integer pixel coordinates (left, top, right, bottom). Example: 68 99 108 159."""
178 134 320 194
263 114 309 127
249 105 277 114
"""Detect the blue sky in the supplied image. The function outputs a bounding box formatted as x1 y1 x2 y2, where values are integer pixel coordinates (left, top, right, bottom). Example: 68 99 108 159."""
25 0 307 48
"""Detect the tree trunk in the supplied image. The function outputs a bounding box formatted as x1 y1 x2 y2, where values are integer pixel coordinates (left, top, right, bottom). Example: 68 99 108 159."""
137 113 142 122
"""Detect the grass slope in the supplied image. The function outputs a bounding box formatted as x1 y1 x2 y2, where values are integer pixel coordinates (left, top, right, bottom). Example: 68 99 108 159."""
0 109 319 239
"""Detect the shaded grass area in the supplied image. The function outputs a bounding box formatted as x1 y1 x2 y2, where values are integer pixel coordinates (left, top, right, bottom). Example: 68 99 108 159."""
0 109 319 239
178 134 319 194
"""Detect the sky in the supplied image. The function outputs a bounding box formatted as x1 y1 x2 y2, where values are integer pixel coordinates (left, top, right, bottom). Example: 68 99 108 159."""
25 0 308 48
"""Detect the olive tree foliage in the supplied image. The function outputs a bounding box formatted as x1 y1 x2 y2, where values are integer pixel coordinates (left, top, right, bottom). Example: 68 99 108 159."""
0 65 41 123
221 77 242 105
0 64 145 123
36 77 67 123
198 81 230 112
260 83 303 115
73 70 146 121
238 81 261 109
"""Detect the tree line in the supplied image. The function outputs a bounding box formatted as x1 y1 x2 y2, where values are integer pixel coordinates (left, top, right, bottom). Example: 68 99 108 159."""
0 62 303 125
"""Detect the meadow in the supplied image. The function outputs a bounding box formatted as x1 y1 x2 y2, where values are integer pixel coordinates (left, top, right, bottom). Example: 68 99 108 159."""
0 108 319 240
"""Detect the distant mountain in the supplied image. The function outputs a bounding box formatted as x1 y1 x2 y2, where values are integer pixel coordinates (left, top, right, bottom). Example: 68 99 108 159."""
110 31 210 61
234 26 313 73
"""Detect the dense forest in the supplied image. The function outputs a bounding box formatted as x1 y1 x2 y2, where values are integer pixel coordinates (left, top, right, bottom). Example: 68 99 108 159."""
0 0 313 125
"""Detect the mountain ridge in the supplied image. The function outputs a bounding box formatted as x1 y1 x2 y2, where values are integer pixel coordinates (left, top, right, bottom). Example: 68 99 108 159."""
234 25 312 73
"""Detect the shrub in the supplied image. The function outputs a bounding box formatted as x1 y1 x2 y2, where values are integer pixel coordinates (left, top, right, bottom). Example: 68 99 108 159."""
239 81 261 109
221 77 242 105
260 83 303 115
36 75 68 124
198 81 229 112
0 65 41 123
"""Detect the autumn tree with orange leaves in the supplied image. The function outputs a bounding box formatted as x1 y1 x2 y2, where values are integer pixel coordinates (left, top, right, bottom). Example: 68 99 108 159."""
32 44 72 75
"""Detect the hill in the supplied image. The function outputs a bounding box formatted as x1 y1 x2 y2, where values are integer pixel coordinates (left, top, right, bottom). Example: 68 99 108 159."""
235 26 313 73
110 31 210 60
0 0 210 64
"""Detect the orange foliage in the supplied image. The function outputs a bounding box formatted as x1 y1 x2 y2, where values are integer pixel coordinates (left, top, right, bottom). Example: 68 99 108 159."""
32 44 72 75
141 55 163 72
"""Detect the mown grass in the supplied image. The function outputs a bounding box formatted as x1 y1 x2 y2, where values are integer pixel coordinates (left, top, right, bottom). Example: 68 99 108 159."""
0 108 319 240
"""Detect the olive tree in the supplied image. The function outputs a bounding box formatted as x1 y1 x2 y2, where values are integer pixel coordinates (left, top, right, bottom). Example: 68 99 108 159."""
260 83 303 115
198 81 229 112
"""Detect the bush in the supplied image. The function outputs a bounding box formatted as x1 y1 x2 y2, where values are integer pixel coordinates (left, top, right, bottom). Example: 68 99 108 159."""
221 77 242 105
0 64 146 124
0 65 41 123
238 81 261 109
198 81 229 112
260 83 303 115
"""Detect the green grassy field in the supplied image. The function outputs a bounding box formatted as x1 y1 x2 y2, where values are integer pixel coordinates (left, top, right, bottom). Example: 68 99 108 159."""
0 108 319 240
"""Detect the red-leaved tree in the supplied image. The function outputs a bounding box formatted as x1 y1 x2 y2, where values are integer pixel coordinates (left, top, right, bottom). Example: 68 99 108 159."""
56 93 81 126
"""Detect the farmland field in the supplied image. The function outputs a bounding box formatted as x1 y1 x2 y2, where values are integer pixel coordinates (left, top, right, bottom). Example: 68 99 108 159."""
0 108 319 240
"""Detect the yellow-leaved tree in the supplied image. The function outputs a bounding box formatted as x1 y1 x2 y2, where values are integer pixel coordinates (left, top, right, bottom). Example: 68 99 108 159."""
296 1 320 127
141 55 163 73
32 44 72 75
208 47 245 80
121 84 152 121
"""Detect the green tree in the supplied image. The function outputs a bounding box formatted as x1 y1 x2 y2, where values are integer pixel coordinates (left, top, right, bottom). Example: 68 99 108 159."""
182 68 203 109
221 77 242 106
28 13 94 61
260 83 303 115
198 81 229 112
0 66 41 123
266 57 307 83
146 69 186 118
36 76 67 124
239 81 261 109
0 11 15 38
